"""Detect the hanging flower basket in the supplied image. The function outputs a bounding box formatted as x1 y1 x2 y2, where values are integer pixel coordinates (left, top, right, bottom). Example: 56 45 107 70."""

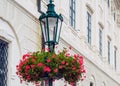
16 47 86 85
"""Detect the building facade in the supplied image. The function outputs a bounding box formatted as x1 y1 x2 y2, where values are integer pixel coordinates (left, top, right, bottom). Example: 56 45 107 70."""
0 0 120 86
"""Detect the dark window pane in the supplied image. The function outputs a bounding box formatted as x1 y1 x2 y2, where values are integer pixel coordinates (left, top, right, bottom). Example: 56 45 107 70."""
108 41 110 64
90 82 93 86
0 39 8 86
70 0 76 28
99 29 102 55
87 12 91 44
114 47 117 70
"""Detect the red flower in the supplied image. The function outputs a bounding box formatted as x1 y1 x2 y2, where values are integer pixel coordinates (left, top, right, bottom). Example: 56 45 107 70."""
16 65 19 70
37 63 43 67
22 54 30 60
25 65 30 70
79 56 83 59
73 54 77 59
43 66 51 72
26 75 30 80
16 72 18 75
79 59 83 65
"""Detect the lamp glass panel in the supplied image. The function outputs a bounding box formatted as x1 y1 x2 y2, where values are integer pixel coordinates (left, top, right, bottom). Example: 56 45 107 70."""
41 18 48 42
48 17 57 42
56 19 62 43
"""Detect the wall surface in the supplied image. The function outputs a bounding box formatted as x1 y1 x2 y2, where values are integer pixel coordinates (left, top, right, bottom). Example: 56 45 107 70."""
0 0 120 86
0 0 41 86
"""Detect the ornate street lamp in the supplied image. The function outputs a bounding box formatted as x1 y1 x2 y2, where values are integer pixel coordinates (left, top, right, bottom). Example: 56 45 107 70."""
39 0 63 86
39 0 63 53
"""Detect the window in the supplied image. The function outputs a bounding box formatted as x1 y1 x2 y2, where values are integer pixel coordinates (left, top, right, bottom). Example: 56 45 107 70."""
107 0 110 7
37 0 41 13
70 0 76 28
87 12 92 44
90 82 93 86
37 0 49 13
114 12 116 21
0 39 8 86
114 47 117 70
108 40 110 64
99 29 102 56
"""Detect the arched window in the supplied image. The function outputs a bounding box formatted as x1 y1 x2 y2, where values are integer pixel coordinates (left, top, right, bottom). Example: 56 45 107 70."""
90 75 96 86
90 82 93 86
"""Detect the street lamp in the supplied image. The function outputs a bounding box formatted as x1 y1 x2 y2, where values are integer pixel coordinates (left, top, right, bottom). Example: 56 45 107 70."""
39 0 63 86
39 0 63 53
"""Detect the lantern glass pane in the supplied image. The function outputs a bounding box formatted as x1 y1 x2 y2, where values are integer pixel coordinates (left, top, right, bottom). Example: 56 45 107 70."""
48 17 57 42
40 19 48 42
56 19 62 43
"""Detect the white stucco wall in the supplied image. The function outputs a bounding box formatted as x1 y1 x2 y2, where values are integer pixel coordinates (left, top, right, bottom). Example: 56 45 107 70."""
0 0 120 86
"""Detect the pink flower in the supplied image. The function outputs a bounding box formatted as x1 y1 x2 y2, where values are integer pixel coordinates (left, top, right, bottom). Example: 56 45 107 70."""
59 66 63 69
79 59 83 65
82 70 86 73
31 64 35 69
22 54 30 60
47 59 51 63
66 62 68 66
61 61 65 64
65 53 70 57
54 69 58 73
79 56 83 59
37 63 43 67
73 54 77 59
43 66 51 72
16 72 18 75
80 69 86 73
16 65 19 70
25 65 30 70
70 82 75 86
26 75 30 80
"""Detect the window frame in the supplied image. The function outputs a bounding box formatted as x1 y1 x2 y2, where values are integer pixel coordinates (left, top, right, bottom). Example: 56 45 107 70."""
107 0 110 7
99 29 102 56
107 40 110 64
87 12 92 44
69 0 76 29
114 46 117 71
